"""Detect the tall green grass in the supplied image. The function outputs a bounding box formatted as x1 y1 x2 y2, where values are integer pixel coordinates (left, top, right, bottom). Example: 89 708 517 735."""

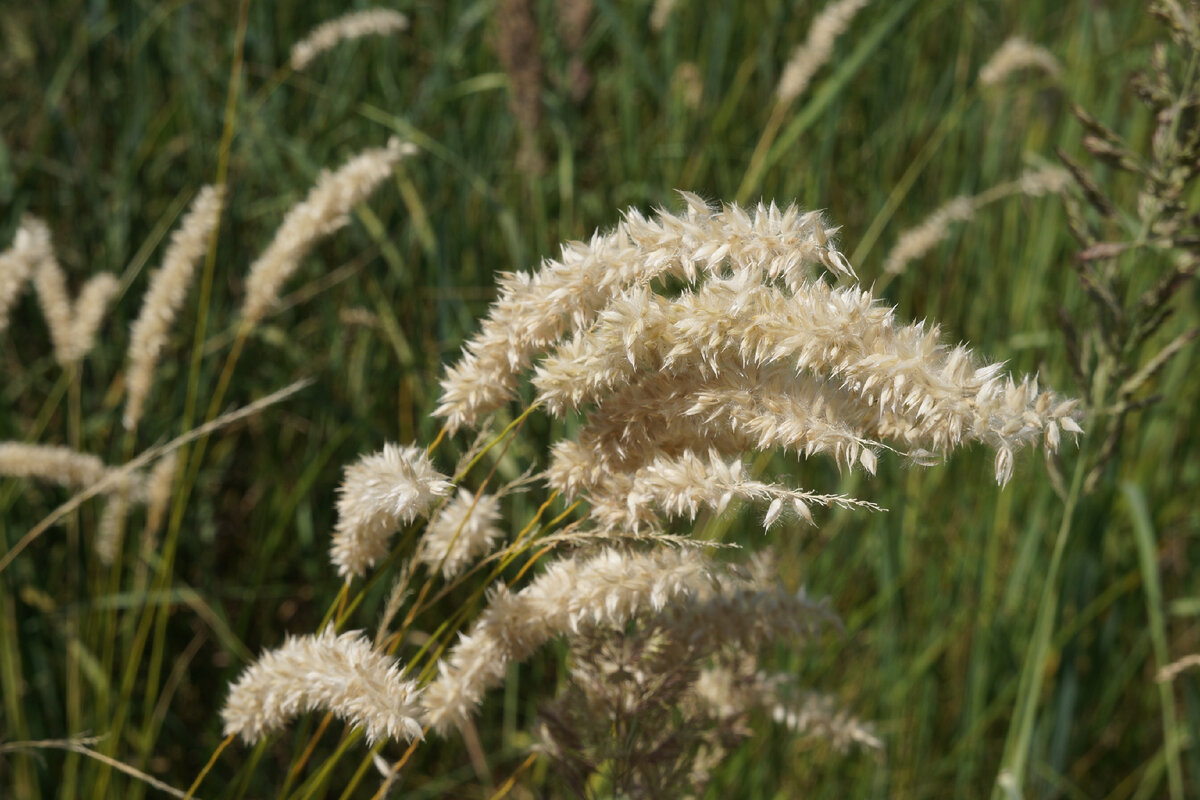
0 1 1195 798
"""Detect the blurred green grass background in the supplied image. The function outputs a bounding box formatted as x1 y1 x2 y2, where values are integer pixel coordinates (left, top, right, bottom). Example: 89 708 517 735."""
1 1 1197 798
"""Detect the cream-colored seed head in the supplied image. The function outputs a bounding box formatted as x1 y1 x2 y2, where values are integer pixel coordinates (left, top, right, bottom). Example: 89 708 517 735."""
290 9 409 71
436 193 852 432
124 185 224 431
439 193 1078 539
68 273 120 366
142 453 179 556
221 626 423 744
1 216 53 333
0 442 109 488
777 0 871 105
533 273 1076 484
420 547 712 733
32 246 119 368
32 253 73 363
417 488 504 578
1016 165 1072 197
883 196 976 275
331 443 452 579
95 490 131 566
979 36 1062 86
1 442 149 562
885 165 1072 277
241 138 417 325
565 447 880 533
650 0 678 32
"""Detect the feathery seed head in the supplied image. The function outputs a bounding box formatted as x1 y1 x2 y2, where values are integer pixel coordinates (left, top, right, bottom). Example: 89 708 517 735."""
417 488 504 578
331 443 452 579
1 215 53 332
420 547 712 733
32 243 119 368
435 194 852 432
221 626 423 744
290 9 409 71
241 138 417 325
979 36 1062 86
124 185 224 431
777 0 871 105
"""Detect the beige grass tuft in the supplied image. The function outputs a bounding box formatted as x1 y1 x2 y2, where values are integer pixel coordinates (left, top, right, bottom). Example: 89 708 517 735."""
416 488 504 578
0 216 53 332
222 626 423 744
331 443 452 579
32 244 119 368
979 36 1062 86
124 186 224 431
241 138 417 325
777 0 871 105
289 9 409 71
420 547 711 733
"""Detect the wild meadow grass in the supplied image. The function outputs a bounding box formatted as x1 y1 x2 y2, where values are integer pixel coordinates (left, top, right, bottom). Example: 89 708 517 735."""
1 1 1197 798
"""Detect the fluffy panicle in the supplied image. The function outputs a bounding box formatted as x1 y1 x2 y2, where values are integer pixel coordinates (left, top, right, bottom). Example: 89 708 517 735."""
420 547 712 733
553 446 880 533
31 248 74 360
771 691 883 751
1 215 53 332
655 571 841 659
1016 164 1072 197
124 185 224 431
651 0 678 32
436 193 851 431
0 442 118 491
883 196 976 275
221 626 423 744
241 138 417 324
979 36 1062 86
95 489 131 566
32 242 119 367
331 443 452 579
885 166 1072 276
534 273 1080 486
290 9 409 70
548 359 886 485
142 453 178 555
535 560 867 795
442 195 1077 537
694 667 881 752
1 442 148 561
69 273 121 364
777 0 871 104
417 488 504 578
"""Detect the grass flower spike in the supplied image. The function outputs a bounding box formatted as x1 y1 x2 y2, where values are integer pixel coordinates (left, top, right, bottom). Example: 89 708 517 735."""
979 36 1062 86
32 242 119 368
241 138 417 324
221 626 423 744
435 192 852 433
420 547 712 733
331 443 452 579
417 488 504 578
124 185 224 431
777 0 871 105
290 9 409 71
0 215 52 333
